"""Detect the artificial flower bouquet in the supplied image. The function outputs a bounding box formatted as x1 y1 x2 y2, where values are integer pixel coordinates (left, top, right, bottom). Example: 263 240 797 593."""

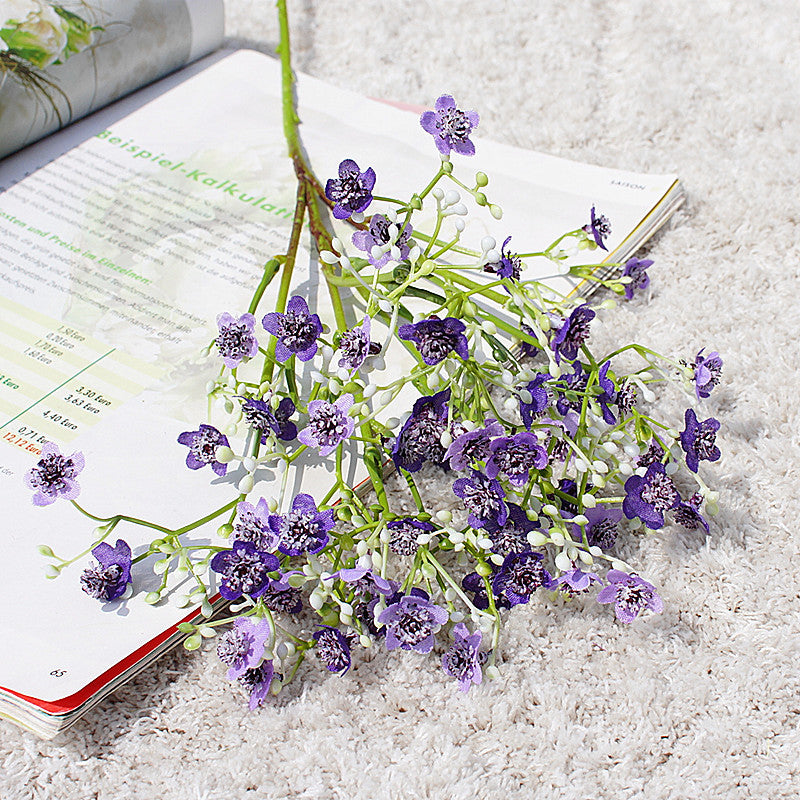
28 2 722 704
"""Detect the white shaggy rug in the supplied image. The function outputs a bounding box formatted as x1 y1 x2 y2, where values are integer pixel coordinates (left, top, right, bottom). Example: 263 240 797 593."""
4 1 800 798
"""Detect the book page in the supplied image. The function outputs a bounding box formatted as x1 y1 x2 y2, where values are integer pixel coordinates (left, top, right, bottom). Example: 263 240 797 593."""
0 49 677 703
0 0 224 160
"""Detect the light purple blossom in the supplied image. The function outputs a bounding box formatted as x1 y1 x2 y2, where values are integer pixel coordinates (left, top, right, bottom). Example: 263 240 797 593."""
492 551 556 606
262 295 322 362
298 393 356 457
325 567 395 596
623 462 680 530
442 623 484 692
596 570 663 623
557 567 602 595
268 493 335 556
576 506 623 550
79 539 131 601
445 419 504 471
672 492 710 533
485 432 548 486
215 312 258 368
238 661 275 709
398 315 469 366
232 498 278 552
680 408 721 473
325 158 375 220
386 517 436 556
452 470 508 528
352 214 412 268
621 257 653 299
691 349 723 399
420 94 479 156
337 316 381 374
25 442 84 506
378 589 449 653
217 617 272 680
177 424 229 476
239 395 297 443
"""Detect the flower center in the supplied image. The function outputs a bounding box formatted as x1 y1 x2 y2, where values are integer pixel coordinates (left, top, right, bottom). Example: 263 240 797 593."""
223 549 268 594
640 472 678 512
79 563 122 599
507 558 547 595
309 405 348 447
217 627 252 668
443 640 474 679
281 510 322 552
315 629 350 671
460 479 502 521
493 441 540 478
216 322 252 361
278 310 317 350
394 606 434 646
694 426 718 458
615 581 649 615
416 326 458 363
30 453 74 492
436 107 471 142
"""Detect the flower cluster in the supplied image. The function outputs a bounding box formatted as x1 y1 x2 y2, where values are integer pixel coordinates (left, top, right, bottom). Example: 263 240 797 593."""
32 81 723 707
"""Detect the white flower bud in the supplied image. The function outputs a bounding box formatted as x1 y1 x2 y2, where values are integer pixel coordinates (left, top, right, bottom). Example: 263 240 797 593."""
320 250 339 264
581 493 597 508
432 187 444 201
215 445 235 463
436 509 453 523
237 474 254 494
527 531 548 546
486 248 501 263
555 551 573 572
481 235 496 252
550 530 566 547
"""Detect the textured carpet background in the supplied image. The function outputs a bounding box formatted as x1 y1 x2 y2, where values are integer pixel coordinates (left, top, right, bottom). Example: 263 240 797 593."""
4 1 800 798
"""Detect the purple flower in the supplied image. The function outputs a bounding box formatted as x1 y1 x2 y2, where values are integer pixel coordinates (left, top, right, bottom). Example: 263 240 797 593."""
391 389 451 473
268 493 335 556
445 419 504 471
25 442 84 506
596 361 618 425
546 413 579 463
519 323 539 359
453 470 508 528
378 589 449 653
596 570 663 623
337 316 381 374
486 432 548 486
672 492 710 533
215 312 258 368
325 158 376 220
210 541 279 601
691 349 723 399
484 236 521 281
575 506 623 550
557 568 602 595
582 205 611 250
519 373 550 429
637 438 665 468
386 517 436 556
420 94 479 156
352 214 412 268
80 539 131 601
550 304 595 364
615 381 638 416
555 361 588 415
483 502 537 556
442 623 484 692
326 567 396 596
623 462 680 530
232 498 278 552
177 424 229 476
556 477 581 514
262 295 322 363
462 570 512 611
239 395 297 443
313 626 355 674
680 408 721 473
237 661 275 709
298 393 356 457
621 257 653 299
217 617 272 680
492 551 556 607
398 316 469 366
260 576 304 614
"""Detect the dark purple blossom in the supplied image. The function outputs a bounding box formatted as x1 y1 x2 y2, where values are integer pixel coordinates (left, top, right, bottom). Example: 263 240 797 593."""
596 570 663 623
216 617 271 680
268 493 335 556
386 517 435 556
557 568 602 595
337 316 381 374
596 361 618 425
445 419 504 471
298 394 356 457
325 158 375 220
25 442 84 506
260 576 304 614
615 381 638 416
420 94 479 156
492 551 556 607
672 492 710 533
486 432 548 486
621 257 653 299
313 626 354 674
582 205 611 250
483 502 537 556
519 323 539 359
575 506 623 550
237 661 275 709
240 395 297 443
80 539 131 601
554 361 589 415
623 462 680 529
550 304 595 364
462 570 511 611
556 478 581 514
352 214 413 268
177 424 229 476
484 236 521 281
215 312 258 369
453 470 508 528
210 541 279 601
442 623 484 692
391 389 451 473
232 498 278 552
519 373 550 429
398 315 469 366
262 295 322 363
637 438 665 468
680 408 721 473
378 589 449 653
691 349 723 399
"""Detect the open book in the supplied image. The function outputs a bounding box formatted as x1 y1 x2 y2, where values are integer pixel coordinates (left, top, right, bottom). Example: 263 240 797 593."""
0 24 684 738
